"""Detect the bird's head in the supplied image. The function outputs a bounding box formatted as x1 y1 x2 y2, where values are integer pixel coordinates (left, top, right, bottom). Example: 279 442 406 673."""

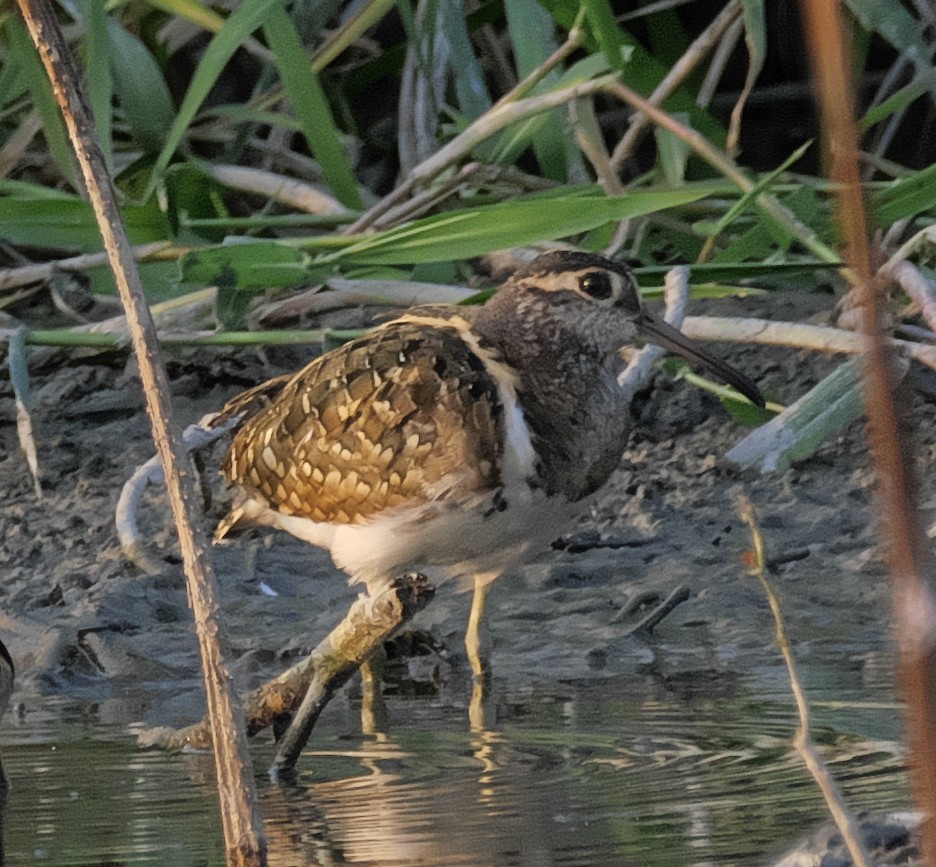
486 250 763 408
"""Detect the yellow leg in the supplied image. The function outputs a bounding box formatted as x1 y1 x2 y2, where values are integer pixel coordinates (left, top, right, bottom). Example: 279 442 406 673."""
360 648 388 735
465 573 496 682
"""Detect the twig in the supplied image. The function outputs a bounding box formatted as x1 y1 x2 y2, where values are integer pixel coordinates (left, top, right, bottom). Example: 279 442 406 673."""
271 572 434 775
697 16 743 108
116 417 236 575
347 28 603 234
725 6 762 159
603 79 841 267
681 315 936 373
0 241 172 294
623 584 691 636
739 497 872 867
254 276 478 325
0 110 43 177
571 97 621 195
882 224 936 274
195 163 354 216
618 265 689 402
609 0 743 170
13 1 267 863
161 574 435 761
6 328 42 498
887 260 936 336
569 97 631 254
367 162 481 229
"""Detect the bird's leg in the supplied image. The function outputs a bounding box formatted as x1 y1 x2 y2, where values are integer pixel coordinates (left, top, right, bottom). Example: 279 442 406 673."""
467 573 500 731
270 580 426 776
465 572 498 682
360 646 388 735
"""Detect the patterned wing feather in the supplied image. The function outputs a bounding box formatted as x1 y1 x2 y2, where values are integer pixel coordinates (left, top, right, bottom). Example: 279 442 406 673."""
222 318 504 524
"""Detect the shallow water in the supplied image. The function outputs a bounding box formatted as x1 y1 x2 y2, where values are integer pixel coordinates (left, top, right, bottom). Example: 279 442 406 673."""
0 673 909 867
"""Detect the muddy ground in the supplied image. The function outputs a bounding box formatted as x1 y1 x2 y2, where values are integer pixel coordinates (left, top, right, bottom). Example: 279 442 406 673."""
0 287 924 739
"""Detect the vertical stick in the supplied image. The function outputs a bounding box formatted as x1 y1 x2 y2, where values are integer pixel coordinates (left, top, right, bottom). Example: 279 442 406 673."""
13 2 267 863
800 2 936 863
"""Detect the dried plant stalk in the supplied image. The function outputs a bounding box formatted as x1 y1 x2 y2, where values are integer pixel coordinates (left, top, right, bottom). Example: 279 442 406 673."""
800 2 936 863
739 497 871 867
13 1 267 862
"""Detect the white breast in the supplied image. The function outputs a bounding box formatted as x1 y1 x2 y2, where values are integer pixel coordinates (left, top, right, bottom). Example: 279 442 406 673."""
251 478 580 596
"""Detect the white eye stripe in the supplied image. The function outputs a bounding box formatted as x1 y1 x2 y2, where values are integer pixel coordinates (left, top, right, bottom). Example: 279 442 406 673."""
521 267 639 308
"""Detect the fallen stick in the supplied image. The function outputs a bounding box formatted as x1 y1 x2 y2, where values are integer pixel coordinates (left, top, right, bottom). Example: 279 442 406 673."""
163 573 435 757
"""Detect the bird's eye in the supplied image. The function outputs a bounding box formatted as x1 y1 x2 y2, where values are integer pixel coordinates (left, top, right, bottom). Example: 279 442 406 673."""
579 271 613 300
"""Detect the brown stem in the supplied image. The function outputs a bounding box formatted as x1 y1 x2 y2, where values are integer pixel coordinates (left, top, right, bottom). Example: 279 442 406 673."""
800 2 936 863
12 2 266 863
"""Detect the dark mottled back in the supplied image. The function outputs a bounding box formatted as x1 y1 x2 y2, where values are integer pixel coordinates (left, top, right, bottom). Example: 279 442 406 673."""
221 318 505 524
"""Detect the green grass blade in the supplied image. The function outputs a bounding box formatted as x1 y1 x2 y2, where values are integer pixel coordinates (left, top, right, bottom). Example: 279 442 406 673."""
492 53 611 166
312 0 396 73
581 0 631 72
440 0 491 120
137 0 229 36
107 20 176 152
859 73 936 131
845 0 932 74
872 162 936 224
0 179 79 200
146 0 283 195
708 141 813 240
575 0 723 144
654 115 691 184
0 197 170 252
505 0 571 180
180 241 312 290
741 0 766 68
262 4 362 209
5 18 75 186
83 0 113 170
333 187 711 265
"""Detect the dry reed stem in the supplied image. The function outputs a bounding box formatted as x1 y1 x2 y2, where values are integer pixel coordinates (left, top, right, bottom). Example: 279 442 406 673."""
801 1 936 862
13 2 267 862
196 164 351 216
602 79 840 266
739 497 872 867
681 315 936 372
609 0 743 170
0 242 172 294
618 265 689 402
348 25 594 233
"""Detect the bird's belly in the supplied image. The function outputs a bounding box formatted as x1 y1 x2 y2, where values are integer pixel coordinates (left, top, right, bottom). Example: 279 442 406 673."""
267 489 582 594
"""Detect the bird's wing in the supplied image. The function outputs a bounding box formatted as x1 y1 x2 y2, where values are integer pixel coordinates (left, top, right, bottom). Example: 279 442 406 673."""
221 316 505 525
211 373 294 428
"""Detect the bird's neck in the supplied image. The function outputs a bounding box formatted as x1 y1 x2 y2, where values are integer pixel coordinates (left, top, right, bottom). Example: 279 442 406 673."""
473 297 632 501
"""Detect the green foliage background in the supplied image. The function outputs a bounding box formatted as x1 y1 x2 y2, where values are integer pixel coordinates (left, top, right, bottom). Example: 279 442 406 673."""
1 0 934 332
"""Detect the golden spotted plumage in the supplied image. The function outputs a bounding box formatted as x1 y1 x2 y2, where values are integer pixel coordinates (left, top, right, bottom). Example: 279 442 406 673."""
218 315 504 527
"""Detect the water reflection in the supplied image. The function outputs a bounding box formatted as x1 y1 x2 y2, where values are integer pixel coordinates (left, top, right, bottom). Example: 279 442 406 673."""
0 685 912 866
0 789 6 867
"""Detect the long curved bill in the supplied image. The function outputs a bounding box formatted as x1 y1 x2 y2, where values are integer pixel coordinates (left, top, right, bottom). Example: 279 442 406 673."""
636 311 764 408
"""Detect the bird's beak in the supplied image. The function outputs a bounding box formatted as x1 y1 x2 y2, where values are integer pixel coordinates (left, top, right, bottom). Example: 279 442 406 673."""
636 311 764 408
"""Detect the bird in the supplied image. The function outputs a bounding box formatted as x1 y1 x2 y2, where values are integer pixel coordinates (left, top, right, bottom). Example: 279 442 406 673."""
213 250 763 681
0 638 13 799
